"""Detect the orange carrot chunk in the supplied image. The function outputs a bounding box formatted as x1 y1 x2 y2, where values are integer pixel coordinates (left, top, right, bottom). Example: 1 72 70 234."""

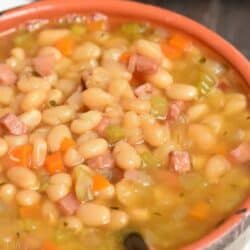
119 52 131 65
168 33 192 51
86 20 106 32
19 203 41 218
9 144 32 167
54 36 75 56
160 42 182 60
189 201 210 220
92 174 111 192
60 138 75 152
42 241 58 250
45 151 64 175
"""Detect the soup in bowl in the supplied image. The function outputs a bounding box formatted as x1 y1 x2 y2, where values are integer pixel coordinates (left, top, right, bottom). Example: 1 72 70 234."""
0 1 249 250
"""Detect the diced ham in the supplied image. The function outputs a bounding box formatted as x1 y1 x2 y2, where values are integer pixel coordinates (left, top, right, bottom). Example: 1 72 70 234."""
94 117 110 136
86 151 114 169
168 151 191 174
32 54 55 77
0 64 17 86
167 100 186 121
57 193 80 216
96 167 124 184
134 83 153 99
229 142 250 164
0 113 27 135
128 54 159 74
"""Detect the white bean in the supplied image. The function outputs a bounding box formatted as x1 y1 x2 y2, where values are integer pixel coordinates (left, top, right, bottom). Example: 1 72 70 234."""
166 84 198 101
146 69 173 89
71 111 102 134
82 88 114 110
73 42 101 61
46 183 70 202
4 135 28 149
114 141 141 170
21 89 47 111
78 138 108 159
109 210 129 230
7 167 39 189
205 155 231 183
41 200 59 224
186 103 209 122
63 148 84 167
0 183 17 203
47 89 64 106
47 125 72 152
0 138 8 157
224 93 247 115
77 203 111 226
17 76 51 93
16 190 41 206
42 105 75 125
32 137 47 168
19 110 42 131
0 86 14 106
38 29 69 45
50 173 72 187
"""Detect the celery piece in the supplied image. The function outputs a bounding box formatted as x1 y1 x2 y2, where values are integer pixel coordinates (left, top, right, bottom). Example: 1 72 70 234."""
19 218 40 232
140 151 161 168
150 95 168 118
105 124 124 144
119 22 148 40
70 23 86 36
13 30 37 53
75 169 93 202
197 73 215 95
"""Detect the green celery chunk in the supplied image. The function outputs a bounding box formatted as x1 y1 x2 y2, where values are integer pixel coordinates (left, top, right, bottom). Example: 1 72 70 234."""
150 95 168 118
105 124 124 144
70 23 87 36
13 31 36 52
140 151 161 168
197 73 215 95
119 22 148 40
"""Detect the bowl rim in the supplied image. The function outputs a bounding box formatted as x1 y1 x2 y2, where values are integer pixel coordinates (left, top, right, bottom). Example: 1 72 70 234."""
0 0 249 249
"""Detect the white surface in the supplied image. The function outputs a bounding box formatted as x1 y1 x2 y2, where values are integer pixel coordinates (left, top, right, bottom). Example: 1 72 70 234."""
0 1 249 249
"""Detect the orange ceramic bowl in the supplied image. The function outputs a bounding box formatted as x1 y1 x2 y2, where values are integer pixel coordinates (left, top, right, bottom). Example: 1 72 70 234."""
0 1 249 249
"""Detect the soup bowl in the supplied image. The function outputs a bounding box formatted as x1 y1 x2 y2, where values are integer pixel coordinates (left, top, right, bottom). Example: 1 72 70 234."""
0 0 249 249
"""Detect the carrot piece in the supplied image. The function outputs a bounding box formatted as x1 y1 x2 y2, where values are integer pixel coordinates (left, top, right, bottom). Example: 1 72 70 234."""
60 138 75 152
9 144 32 167
119 52 131 65
168 33 192 51
45 151 64 175
160 42 182 60
92 174 111 192
19 203 41 218
42 241 58 250
189 201 210 220
86 20 106 32
213 143 228 155
54 36 75 56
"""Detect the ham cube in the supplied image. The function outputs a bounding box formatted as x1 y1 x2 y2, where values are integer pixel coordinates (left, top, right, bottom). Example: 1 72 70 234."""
167 100 186 121
94 117 110 137
86 151 114 169
32 54 55 77
134 83 153 99
57 193 80 216
0 113 27 135
229 142 250 164
168 151 191 174
0 64 17 86
128 54 159 74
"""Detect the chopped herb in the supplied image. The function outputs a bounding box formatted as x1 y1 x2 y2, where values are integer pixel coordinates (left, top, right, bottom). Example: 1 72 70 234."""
63 222 68 227
179 192 185 197
230 184 238 189
223 131 228 136
235 208 247 215
199 57 206 63
16 232 21 238
49 100 57 107
110 206 120 210
153 212 162 216
246 116 250 120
